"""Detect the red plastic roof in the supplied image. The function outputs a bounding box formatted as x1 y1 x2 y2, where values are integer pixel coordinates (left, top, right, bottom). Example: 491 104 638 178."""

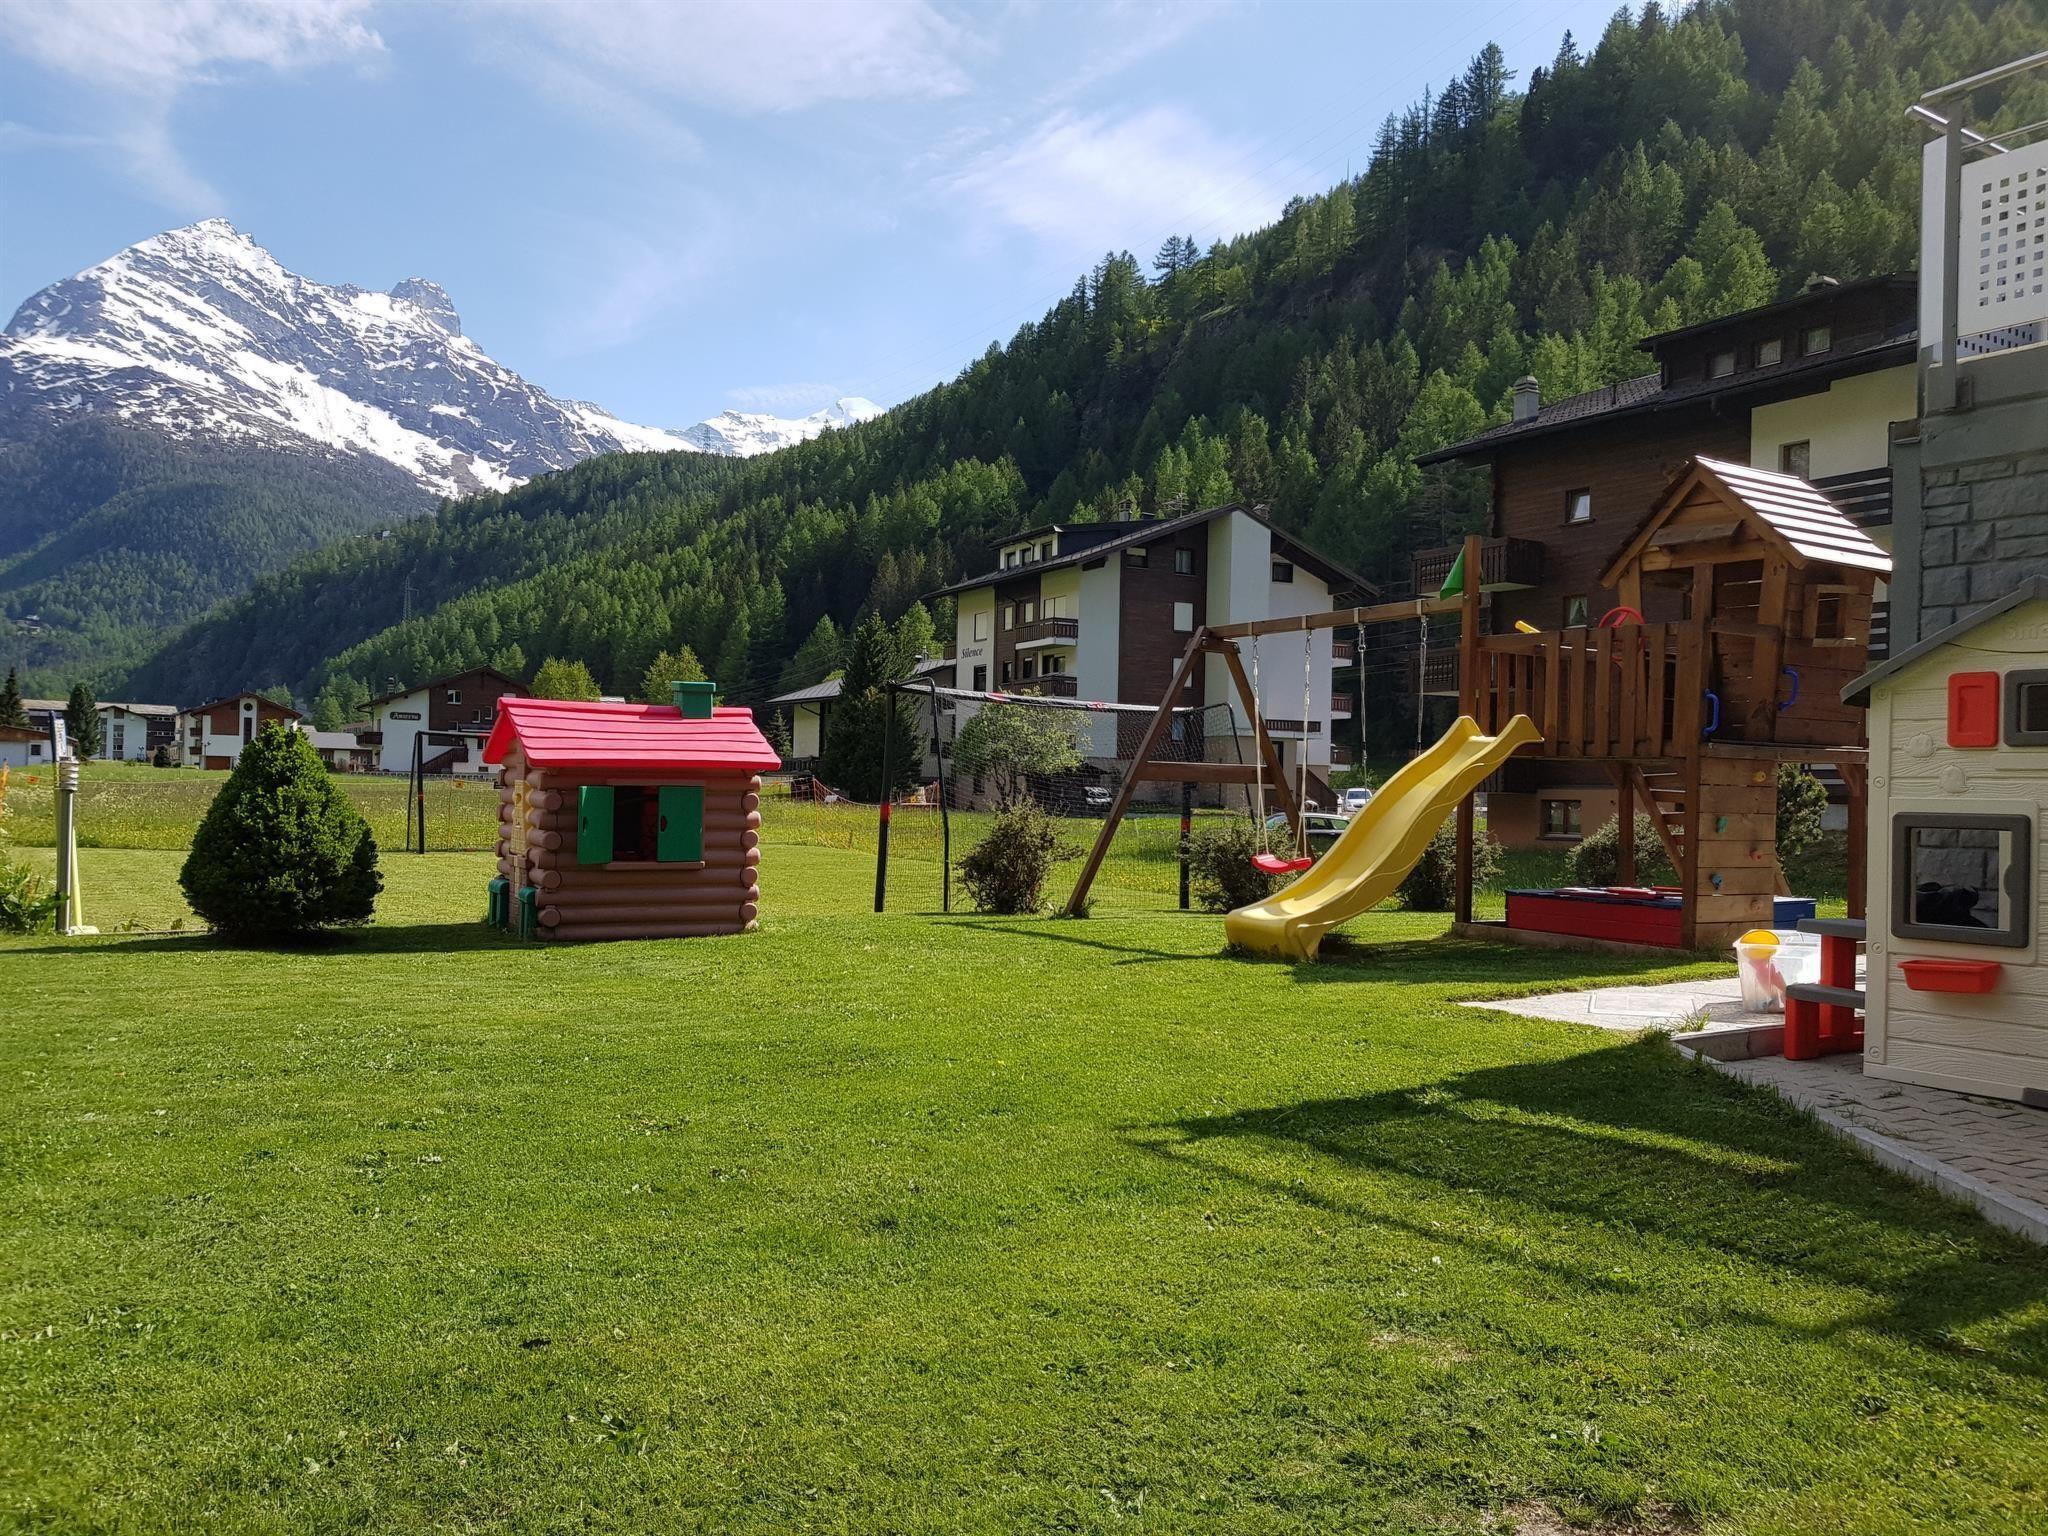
482 697 780 772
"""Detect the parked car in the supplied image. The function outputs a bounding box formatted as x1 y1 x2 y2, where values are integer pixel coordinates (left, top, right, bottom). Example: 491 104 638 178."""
1264 811 1350 856
1080 784 1115 815
1340 784 1375 815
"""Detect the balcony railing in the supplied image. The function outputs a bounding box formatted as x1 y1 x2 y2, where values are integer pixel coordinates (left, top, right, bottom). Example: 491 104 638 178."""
1330 638 1355 664
1011 616 1079 647
1329 692 1353 715
1411 536 1544 596
1419 648 1460 695
1813 465 1892 528
1022 674 1078 697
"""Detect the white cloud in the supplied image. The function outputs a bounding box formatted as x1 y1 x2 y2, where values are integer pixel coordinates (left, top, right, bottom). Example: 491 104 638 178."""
943 106 1289 262
0 0 383 210
490 0 970 116
548 215 730 355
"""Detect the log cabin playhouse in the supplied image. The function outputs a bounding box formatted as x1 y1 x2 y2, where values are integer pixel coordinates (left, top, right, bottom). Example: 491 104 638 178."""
481 681 780 942
1453 453 1891 951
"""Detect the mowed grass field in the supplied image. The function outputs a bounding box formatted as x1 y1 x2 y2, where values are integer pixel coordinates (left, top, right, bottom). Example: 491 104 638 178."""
2 778 2036 1532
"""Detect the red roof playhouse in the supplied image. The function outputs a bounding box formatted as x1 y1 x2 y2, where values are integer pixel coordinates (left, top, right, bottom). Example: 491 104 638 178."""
481 680 780 941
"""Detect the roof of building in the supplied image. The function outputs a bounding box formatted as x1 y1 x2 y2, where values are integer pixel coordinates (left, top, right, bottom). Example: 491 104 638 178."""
1843 576 2048 706
306 730 365 751
482 697 780 772
1416 281 1917 466
929 501 1377 602
99 701 178 716
1598 455 1892 587
366 666 522 710
184 692 305 720
0 723 44 742
768 656 953 707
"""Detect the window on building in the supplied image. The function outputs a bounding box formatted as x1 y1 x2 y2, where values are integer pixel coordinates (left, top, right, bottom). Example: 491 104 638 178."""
1042 654 1065 675
1020 656 1036 680
1173 601 1195 632
1541 800 1583 838
446 688 462 704
971 611 989 642
1021 600 1036 624
1756 337 1783 367
1779 440 1812 478
1563 594 1590 628
1125 546 1149 566
1707 348 1736 379
2007 669 2048 745
577 784 703 866
1002 605 1015 631
971 665 988 692
1567 488 1592 524
1174 548 1194 575
1801 323 1832 356
1001 660 1013 685
1810 585 1853 644
1004 550 1019 569
1271 560 1294 583
1038 541 1052 561
1892 813 2031 947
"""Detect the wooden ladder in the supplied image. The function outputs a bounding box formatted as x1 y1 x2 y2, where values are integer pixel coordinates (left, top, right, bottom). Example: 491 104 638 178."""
1628 765 1688 878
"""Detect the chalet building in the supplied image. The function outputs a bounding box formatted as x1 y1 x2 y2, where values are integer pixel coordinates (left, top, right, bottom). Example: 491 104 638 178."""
768 656 953 769
179 693 303 770
932 503 1373 804
0 723 50 769
362 667 520 776
1415 274 1917 846
98 701 178 761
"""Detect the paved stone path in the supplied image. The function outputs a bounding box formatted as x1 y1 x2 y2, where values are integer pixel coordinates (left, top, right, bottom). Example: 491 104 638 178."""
1470 977 2048 1244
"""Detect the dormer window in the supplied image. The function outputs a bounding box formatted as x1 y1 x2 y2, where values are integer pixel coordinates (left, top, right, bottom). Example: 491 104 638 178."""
1801 323 1832 356
1271 560 1295 583
1037 541 1051 561
1707 348 1736 379
1756 337 1783 367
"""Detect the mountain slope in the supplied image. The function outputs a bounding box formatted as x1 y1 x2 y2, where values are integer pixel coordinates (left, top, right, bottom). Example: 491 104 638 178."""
129 0 2048 743
0 221 700 689
679 397 885 456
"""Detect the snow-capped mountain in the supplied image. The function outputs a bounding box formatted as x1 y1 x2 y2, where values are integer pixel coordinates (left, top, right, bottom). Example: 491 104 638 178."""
679 396 883 456
0 219 691 499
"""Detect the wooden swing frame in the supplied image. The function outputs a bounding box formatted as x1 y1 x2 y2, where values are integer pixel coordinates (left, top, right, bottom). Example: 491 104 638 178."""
1065 536 1484 916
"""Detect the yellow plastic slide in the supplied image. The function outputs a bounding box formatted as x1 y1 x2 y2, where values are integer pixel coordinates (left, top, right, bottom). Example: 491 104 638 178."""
1224 714 1542 962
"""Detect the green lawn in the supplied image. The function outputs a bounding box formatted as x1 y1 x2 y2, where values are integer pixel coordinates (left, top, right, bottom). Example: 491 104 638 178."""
2 818 2035 1532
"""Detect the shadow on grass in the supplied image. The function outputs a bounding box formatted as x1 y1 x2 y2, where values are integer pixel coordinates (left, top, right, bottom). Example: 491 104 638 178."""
1124 1033 2048 1384
9 921 515 959
944 917 1203 965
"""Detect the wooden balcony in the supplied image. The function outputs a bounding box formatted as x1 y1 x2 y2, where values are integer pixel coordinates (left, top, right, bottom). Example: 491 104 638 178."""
1025 674 1078 698
1469 621 1870 761
1012 616 1079 648
1411 536 1544 596
1812 465 1891 529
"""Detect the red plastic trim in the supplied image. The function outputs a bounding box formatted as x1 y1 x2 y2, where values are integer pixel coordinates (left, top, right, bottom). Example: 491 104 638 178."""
1947 671 2000 749
1899 958 2004 994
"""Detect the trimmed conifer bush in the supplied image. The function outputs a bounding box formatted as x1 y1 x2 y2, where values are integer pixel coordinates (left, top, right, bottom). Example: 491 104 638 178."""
180 723 381 939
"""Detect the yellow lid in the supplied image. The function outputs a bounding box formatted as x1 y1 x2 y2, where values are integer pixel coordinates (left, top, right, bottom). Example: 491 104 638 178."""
1735 928 1779 950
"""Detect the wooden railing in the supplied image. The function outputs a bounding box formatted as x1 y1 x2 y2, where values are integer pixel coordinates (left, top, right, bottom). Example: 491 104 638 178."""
1412 536 1545 595
1012 616 1079 646
1472 624 1704 759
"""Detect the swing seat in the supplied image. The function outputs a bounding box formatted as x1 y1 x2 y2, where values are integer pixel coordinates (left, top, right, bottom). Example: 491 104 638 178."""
1252 852 1315 875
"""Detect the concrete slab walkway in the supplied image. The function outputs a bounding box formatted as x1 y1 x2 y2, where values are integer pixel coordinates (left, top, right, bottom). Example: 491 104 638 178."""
1469 977 2048 1245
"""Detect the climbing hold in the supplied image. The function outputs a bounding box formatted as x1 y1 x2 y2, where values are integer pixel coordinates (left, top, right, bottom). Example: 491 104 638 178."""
1710 872 1723 890
1715 816 1728 833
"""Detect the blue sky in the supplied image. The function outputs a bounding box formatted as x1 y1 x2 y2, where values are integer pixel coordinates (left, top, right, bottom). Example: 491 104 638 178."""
0 0 1623 431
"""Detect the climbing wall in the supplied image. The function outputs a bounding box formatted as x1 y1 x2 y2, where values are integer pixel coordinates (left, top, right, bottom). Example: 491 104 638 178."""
1690 752 1780 948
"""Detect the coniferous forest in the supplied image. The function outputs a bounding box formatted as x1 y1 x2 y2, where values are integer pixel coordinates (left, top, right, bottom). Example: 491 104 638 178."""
124 1 2048 739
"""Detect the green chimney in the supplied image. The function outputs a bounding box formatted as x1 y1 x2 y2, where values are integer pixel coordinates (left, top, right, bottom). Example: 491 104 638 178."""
671 680 716 718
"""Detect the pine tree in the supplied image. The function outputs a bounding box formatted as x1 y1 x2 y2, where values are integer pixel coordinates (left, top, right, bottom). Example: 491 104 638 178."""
640 646 705 705
0 668 26 729
64 683 103 759
531 658 601 701
821 614 918 802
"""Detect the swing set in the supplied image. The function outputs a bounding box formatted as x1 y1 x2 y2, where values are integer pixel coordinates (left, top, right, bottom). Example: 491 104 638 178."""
1066 544 1479 914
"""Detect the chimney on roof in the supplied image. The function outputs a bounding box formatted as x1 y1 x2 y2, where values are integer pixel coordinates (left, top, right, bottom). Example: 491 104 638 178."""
1804 275 1840 292
1511 375 1540 423
671 680 716 718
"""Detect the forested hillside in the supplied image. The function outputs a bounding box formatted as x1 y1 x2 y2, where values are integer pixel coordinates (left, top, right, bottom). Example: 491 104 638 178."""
128 0 2048 739
2 418 429 690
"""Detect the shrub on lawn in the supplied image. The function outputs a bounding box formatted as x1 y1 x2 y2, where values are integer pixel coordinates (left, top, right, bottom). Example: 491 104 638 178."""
1183 818 1279 913
1399 819 1503 911
959 802 1072 915
0 766 54 933
1566 812 1677 887
180 723 381 940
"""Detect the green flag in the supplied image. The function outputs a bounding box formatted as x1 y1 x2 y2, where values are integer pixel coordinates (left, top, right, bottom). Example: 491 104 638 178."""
1436 546 1466 601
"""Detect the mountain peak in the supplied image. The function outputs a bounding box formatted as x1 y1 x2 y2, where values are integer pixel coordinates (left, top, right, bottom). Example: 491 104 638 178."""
677 394 885 457
389 276 461 336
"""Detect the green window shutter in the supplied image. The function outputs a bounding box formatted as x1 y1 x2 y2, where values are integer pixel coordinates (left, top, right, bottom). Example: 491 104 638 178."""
657 784 703 862
578 785 615 864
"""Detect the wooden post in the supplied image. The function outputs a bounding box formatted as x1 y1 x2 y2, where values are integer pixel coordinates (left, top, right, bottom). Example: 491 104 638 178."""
1611 763 1637 886
1454 533 1482 926
1841 760 1869 921
1752 556 1790 742
1067 628 1210 915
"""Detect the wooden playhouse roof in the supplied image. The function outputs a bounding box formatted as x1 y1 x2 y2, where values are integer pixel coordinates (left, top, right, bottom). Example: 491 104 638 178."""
1599 455 1892 587
482 697 780 773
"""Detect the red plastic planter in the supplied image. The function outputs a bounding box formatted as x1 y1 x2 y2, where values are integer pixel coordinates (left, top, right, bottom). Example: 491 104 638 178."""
1899 959 2004 994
